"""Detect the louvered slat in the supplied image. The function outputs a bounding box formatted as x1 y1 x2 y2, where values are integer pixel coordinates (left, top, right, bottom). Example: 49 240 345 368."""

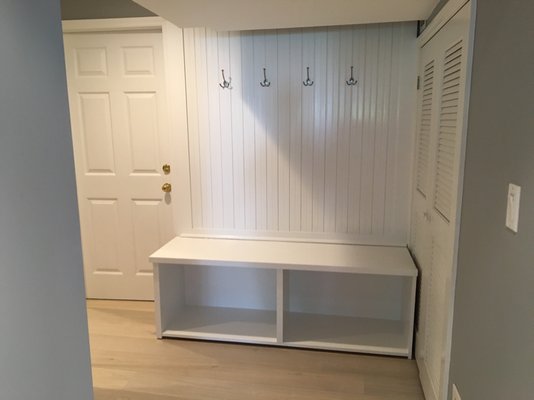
434 40 463 221
416 60 435 197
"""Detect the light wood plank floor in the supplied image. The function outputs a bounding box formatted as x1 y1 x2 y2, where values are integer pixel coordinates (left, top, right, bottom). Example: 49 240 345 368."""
87 300 424 400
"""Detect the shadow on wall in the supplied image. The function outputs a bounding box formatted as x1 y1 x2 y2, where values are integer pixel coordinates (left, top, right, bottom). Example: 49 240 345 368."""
61 0 155 20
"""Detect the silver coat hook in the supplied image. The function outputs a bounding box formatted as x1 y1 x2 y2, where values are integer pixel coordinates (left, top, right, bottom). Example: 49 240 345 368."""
346 66 357 86
260 68 271 87
219 69 232 89
303 66 314 87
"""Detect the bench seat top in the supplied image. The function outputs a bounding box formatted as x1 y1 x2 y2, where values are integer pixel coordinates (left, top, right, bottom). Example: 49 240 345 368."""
150 237 417 277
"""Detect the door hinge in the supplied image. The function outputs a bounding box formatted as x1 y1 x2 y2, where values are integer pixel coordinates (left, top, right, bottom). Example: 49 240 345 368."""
417 75 421 90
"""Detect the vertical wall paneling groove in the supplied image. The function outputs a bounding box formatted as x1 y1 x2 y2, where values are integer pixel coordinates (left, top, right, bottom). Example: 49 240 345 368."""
372 25 392 234
334 27 353 233
288 30 303 232
253 32 268 230
347 26 365 233
183 28 203 229
229 31 245 229
181 23 417 244
277 30 291 232
312 28 327 232
300 29 315 232
393 24 418 238
265 32 279 231
360 25 378 234
324 28 341 233
218 31 235 229
384 24 402 234
241 32 257 230
207 29 224 228
196 28 214 228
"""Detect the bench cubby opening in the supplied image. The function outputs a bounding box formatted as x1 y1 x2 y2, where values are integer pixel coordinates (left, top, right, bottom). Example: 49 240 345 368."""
156 264 277 344
282 270 415 356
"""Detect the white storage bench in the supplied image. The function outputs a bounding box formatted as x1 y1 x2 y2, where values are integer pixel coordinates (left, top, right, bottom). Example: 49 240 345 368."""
150 237 418 358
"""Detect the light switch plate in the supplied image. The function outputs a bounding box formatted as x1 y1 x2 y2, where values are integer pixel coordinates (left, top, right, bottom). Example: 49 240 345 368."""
506 183 521 233
452 384 462 400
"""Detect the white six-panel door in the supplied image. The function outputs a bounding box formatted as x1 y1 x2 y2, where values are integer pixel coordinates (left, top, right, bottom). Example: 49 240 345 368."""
411 3 472 400
64 30 173 300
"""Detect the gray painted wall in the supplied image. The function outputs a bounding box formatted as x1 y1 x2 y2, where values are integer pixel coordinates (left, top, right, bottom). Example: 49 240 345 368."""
0 1 93 399
61 0 154 19
448 0 534 399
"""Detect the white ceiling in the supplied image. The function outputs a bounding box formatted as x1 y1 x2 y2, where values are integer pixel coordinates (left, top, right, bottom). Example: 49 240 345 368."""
133 0 441 31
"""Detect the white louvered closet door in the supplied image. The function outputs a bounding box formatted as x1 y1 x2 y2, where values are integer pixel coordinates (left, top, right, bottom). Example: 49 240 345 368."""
411 48 436 368
411 3 472 400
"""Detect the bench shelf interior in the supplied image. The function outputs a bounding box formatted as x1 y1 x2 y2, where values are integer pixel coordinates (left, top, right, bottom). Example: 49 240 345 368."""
152 237 417 358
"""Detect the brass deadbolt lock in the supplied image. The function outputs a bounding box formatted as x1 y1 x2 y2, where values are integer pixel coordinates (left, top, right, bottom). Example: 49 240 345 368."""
162 183 172 193
162 164 171 174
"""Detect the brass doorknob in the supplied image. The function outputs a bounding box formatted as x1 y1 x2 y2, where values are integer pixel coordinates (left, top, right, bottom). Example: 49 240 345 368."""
162 183 172 193
162 164 171 174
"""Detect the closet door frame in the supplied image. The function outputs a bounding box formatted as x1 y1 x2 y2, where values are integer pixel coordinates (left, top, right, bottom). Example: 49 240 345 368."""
411 1 477 399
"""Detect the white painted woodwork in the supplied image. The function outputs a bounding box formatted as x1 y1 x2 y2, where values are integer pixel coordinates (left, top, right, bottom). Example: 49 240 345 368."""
62 17 165 33
164 306 278 344
64 29 174 300
415 60 435 197
151 237 417 357
180 23 417 245
283 313 410 356
410 3 473 400
133 0 439 31
150 238 417 276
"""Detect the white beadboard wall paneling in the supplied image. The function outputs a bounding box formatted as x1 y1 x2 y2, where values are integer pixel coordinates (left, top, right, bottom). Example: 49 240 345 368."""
288 30 304 232
346 25 366 233
252 32 267 231
300 29 315 233
229 31 246 230
181 22 417 245
334 26 353 234
384 24 402 234
395 23 418 238
265 32 280 232
277 29 291 232
206 28 224 229
311 29 328 233
323 27 341 233
218 31 235 229
373 24 394 234
183 28 203 229
359 24 378 235
241 32 257 230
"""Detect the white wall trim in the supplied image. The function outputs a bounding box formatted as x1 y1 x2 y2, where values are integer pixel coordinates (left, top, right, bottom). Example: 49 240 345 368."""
418 0 469 47
62 17 166 33
419 359 439 400
161 22 194 234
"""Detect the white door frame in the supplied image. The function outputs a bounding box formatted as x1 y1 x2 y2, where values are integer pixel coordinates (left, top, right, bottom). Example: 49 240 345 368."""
62 16 165 33
412 1 477 399
63 17 193 237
